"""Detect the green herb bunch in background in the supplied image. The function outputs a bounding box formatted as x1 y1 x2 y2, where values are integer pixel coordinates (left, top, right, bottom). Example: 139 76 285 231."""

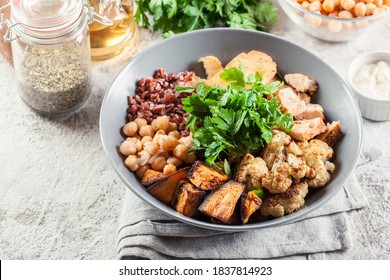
134 0 278 37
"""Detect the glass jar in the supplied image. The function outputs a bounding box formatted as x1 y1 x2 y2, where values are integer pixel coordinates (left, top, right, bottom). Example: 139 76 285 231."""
88 0 138 61
0 0 95 116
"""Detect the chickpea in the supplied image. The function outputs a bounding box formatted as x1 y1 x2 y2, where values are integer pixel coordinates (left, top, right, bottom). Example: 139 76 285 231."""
184 153 197 164
136 164 150 179
384 0 390 5
354 2 367 16
151 116 170 132
309 0 322 11
374 0 383 6
139 125 154 138
328 20 343 32
168 130 181 139
137 150 152 166
134 118 147 130
153 129 166 144
141 136 153 144
363 0 374 3
333 0 341 5
301 0 311 8
338 10 354 17
167 156 183 167
322 0 335 12
119 140 137 156
340 0 356 10
163 164 177 175
304 13 322 27
373 6 386 13
158 135 179 151
365 3 377 14
178 135 193 149
125 155 139 171
168 122 178 132
151 156 167 171
329 11 339 17
173 144 188 160
382 4 390 10
144 141 159 155
135 139 143 152
122 121 138 136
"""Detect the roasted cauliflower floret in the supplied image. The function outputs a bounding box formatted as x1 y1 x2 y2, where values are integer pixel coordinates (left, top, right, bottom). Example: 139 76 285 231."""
236 153 268 191
298 139 335 188
262 161 292 194
262 130 291 169
286 141 307 180
261 131 310 193
260 181 309 218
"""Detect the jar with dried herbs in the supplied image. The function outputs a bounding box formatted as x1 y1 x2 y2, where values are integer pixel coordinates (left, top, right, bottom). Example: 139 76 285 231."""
0 0 97 116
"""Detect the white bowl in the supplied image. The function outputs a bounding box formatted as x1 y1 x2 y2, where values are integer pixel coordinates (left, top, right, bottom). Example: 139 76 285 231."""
348 52 390 121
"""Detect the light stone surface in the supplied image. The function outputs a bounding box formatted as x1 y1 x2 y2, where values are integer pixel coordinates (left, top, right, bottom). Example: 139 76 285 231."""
0 1 389 259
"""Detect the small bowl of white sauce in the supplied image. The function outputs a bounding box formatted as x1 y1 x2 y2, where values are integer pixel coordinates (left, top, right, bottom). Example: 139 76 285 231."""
348 52 390 121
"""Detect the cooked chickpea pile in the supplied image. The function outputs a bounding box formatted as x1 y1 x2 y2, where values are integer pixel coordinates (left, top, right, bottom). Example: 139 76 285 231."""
120 116 196 178
296 0 389 18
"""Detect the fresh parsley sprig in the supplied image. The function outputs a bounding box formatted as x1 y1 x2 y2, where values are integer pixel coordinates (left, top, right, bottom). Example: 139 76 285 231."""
180 67 293 166
134 0 278 37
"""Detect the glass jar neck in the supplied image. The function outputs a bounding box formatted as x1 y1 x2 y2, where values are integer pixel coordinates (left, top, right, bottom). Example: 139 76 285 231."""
8 0 89 45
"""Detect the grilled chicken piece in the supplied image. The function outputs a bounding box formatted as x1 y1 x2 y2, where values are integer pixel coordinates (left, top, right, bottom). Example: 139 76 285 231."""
294 103 324 120
172 179 206 218
198 56 224 79
205 51 277 87
297 92 311 104
188 161 229 191
141 169 167 187
198 180 245 224
260 181 309 218
298 139 335 188
146 167 189 204
240 191 262 224
316 121 342 147
275 86 306 117
235 153 268 191
289 117 327 142
284 73 318 95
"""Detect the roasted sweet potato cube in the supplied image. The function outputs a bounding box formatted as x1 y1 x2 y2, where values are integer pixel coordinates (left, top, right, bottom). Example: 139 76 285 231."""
240 191 262 224
173 179 206 218
198 180 245 224
146 167 189 205
141 169 167 187
188 161 229 191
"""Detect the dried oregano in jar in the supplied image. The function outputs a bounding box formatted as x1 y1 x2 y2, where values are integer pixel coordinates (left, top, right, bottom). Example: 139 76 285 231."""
18 43 91 114
2 0 93 116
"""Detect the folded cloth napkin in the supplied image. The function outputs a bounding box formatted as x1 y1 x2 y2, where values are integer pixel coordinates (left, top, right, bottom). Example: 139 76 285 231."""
117 175 368 260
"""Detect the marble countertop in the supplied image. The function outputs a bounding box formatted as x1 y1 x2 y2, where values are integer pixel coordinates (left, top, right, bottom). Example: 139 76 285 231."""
0 2 389 259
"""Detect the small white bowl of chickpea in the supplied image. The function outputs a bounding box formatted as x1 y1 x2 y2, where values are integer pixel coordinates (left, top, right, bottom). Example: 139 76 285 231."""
278 0 390 42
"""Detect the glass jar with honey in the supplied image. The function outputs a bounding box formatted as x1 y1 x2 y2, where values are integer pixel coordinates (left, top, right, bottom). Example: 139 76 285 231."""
88 0 138 61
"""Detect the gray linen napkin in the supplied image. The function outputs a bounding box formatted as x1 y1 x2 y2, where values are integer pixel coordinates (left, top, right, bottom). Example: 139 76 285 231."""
117 175 367 259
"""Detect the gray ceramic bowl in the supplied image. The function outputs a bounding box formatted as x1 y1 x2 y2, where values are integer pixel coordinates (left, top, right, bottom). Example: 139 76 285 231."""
100 28 363 231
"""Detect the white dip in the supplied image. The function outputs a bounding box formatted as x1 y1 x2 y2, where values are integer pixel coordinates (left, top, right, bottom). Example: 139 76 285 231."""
353 60 390 100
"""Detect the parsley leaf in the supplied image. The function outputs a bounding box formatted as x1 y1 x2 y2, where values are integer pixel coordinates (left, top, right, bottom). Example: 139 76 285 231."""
180 67 293 165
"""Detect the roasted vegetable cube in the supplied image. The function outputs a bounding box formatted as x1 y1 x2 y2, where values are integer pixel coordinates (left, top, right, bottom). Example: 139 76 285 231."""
188 161 229 191
141 169 167 187
240 191 262 224
172 179 206 218
198 180 245 224
146 167 189 205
